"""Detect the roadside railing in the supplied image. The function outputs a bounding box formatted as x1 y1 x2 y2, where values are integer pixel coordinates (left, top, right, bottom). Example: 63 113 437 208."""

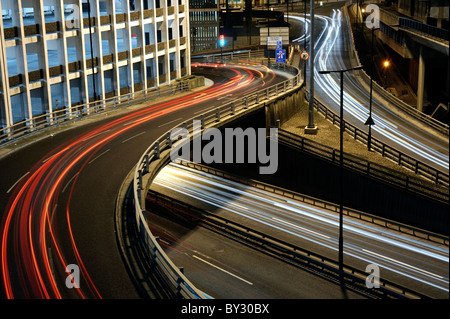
0 80 193 146
306 91 449 189
399 17 449 42
147 189 432 299
199 49 268 64
132 61 302 299
343 4 449 136
276 128 449 204
175 159 449 246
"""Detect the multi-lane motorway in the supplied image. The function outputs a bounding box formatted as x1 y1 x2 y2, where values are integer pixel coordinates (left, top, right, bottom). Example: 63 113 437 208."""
0 64 281 299
291 9 448 172
145 6 449 299
149 162 448 299
0 2 448 300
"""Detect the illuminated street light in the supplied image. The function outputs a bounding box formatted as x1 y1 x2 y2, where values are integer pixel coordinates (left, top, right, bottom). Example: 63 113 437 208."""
383 60 390 88
319 65 363 279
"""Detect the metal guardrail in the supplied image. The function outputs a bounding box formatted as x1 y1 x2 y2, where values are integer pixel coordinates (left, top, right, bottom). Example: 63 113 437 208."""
0 80 192 146
147 190 431 299
132 61 302 299
277 128 449 204
343 4 449 136
358 66 450 136
399 17 450 42
306 91 449 188
175 159 449 246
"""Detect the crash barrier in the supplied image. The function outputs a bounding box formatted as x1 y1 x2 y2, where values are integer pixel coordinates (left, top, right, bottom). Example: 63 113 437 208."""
306 91 449 189
276 128 449 204
175 160 448 246
0 79 196 145
343 4 449 136
147 189 432 299
131 61 302 298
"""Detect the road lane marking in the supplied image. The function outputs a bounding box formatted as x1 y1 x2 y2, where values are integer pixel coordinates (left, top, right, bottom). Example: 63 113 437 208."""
50 204 58 225
192 255 253 285
88 148 110 164
193 93 206 99
7 171 30 193
121 131 146 144
43 154 56 163
194 105 219 115
217 94 233 101
62 172 79 193
158 117 183 128
82 129 111 141
272 217 331 239
362 249 444 279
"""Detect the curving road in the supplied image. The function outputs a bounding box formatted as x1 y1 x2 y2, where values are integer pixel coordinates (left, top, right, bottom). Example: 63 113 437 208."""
0 63 282 299
290 9 449 172
149 162 449 299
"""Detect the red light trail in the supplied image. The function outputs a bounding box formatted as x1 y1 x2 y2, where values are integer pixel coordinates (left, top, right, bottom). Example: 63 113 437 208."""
0 65 275 298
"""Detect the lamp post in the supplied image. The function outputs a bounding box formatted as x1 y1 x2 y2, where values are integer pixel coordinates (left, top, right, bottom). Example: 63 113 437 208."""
304 0 317 134
304 0 307 86
365 27 379 152
267 0 271 64
319 65 363 278
383 59 390 88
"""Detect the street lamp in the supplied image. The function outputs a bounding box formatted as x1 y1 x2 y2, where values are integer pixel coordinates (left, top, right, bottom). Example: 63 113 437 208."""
305 0 317 134
319 65 363 279
383 59 390 88
364 27 380 152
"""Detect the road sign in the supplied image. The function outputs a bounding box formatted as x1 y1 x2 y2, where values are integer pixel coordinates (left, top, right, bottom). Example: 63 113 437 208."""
267 36 283 49
276 40 282 50
300 50 310 61
276 49 286 63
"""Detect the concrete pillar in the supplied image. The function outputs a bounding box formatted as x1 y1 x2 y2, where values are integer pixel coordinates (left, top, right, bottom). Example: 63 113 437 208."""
33 0 52 115
91 0 105 103
108 0 120 96
0 1 13 129
55 0 72 115
417 46 425 112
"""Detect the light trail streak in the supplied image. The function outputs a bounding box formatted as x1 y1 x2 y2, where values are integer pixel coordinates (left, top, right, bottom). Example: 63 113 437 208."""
291 11 449 170
1 64 269 298
150 163 449 294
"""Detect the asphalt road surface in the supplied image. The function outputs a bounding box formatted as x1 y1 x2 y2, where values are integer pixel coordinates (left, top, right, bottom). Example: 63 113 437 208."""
0 63 284 299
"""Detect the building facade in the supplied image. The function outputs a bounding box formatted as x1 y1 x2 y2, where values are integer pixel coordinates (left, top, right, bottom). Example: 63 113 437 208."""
190 0 220 52
0 0 190 131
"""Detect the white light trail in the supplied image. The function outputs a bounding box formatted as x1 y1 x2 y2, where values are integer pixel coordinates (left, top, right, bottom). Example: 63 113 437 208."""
291 11 449 170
